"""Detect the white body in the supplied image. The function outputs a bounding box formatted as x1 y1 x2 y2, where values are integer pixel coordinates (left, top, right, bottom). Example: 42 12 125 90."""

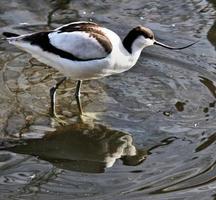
7 23 153 80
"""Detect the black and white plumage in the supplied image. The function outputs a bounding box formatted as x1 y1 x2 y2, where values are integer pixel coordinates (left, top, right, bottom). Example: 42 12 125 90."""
3 21 196 117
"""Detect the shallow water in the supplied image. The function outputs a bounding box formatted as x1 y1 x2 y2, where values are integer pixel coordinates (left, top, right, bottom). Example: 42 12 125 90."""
0 0 216 199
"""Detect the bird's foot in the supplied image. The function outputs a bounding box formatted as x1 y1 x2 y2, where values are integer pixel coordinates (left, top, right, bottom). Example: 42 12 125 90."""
51 114 68 126
49 110 68 126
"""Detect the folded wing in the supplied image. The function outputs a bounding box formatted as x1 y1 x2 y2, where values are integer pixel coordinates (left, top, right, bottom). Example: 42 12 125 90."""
51 22 113 61
22 22 113 61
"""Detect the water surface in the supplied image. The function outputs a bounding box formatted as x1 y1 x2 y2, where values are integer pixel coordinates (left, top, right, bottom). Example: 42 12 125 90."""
0 0 216 199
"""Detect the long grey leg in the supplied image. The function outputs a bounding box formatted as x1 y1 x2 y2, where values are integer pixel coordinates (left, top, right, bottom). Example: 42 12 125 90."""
50 77 66 117
75 80 83 114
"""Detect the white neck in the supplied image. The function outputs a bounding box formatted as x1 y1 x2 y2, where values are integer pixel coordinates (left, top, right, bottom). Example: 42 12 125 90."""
125 36 154 66
131 36 154 54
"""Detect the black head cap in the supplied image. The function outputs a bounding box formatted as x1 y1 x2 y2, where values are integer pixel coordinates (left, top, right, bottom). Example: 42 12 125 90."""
123 26 155 53
133 26 154 40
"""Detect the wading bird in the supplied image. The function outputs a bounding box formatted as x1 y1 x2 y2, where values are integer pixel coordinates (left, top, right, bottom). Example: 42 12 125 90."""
3 21 196 118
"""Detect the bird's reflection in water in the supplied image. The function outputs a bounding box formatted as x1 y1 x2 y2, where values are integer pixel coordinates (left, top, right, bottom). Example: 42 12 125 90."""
7 123 147 173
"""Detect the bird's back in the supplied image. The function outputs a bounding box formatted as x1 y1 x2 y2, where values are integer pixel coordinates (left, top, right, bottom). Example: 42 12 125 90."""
3 21 135 79
5 22 113 61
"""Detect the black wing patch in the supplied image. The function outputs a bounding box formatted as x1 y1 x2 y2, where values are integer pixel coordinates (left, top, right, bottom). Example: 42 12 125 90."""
22 22 112 61
57 22 112 54
3 32 20 38
23 32 102 61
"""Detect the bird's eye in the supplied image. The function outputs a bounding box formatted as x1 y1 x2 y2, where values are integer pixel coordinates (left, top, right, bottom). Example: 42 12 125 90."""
149 36 154 39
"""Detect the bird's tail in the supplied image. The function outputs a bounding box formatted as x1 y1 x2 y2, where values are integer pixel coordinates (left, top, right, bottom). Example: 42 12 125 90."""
3 32 20 38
